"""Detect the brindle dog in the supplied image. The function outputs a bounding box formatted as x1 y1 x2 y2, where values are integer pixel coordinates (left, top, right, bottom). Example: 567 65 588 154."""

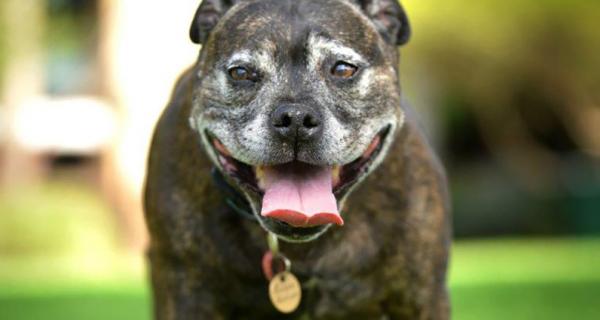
144 0 451 319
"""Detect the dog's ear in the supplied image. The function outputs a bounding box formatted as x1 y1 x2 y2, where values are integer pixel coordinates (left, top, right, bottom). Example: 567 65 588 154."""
352 0 411 46
189 0 239 44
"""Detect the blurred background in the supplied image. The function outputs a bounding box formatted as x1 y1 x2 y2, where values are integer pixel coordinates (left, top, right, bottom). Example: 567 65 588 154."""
0 0 598 319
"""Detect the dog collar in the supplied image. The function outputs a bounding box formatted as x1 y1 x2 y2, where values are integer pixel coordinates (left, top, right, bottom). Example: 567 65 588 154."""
213 168 318 313
211 167 257 221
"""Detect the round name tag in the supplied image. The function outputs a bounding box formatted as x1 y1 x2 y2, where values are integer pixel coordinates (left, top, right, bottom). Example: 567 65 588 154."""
268 271 302 313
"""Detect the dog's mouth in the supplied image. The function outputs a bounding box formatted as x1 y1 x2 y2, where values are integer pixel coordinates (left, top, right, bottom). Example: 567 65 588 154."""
207 126 390 238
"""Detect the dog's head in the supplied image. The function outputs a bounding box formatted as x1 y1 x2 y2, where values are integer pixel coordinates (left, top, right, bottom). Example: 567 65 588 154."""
188 0 410 242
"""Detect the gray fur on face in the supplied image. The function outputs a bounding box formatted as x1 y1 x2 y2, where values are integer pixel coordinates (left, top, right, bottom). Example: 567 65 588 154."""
190 4 403 162
189 0 405 237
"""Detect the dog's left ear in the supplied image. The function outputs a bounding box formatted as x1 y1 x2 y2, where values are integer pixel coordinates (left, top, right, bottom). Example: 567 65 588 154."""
353 0 411 46
189 0 239 44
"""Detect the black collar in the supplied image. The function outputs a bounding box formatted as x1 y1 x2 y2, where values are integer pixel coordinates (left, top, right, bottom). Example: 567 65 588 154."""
211 168 257 221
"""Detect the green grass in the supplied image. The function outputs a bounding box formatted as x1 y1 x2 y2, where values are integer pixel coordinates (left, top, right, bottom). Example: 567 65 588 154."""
450 238 600 320
453 281 600 320
1 238 599 320
0 291 150 320
0 254 151 320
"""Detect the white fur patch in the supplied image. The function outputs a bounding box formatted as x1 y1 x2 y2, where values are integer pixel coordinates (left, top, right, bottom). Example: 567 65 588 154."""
357 68 375 96
227 50 253 66
215 69 231 97
255 50 277 77
226 49 276 76
307 34 367 72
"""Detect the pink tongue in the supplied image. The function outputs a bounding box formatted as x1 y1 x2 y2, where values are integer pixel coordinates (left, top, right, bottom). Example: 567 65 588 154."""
260 163 343 227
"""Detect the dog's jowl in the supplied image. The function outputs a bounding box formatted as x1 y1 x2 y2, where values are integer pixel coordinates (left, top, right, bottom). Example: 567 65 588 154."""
144 0 451 319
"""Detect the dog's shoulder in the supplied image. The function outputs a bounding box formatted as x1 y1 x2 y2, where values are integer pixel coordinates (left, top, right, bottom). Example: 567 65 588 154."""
144 66 216 241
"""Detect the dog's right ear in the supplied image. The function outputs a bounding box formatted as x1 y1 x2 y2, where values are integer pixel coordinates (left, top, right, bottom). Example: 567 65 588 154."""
189 0 239 44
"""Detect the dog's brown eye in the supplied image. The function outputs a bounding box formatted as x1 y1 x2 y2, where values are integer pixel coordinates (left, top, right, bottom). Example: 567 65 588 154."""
228 66 258 82
331 62 358 79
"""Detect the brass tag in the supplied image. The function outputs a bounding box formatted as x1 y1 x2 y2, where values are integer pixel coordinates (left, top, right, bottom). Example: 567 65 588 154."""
268 271 302 313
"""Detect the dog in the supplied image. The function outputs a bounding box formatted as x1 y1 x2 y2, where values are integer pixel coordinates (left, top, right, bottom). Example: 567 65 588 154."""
144 0 451 318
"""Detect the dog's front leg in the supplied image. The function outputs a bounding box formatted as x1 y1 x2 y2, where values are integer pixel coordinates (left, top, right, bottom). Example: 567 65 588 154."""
149 251 226 320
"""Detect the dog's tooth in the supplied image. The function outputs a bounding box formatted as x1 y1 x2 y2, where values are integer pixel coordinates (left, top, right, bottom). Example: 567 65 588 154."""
255 166 266 190
332 165 341 187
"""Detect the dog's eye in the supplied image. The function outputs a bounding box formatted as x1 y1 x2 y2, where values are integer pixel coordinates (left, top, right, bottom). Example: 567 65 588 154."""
331 62 358 79
228 66 258 82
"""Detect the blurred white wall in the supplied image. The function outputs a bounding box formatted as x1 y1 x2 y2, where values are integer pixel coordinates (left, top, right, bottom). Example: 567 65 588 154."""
99 0 200 250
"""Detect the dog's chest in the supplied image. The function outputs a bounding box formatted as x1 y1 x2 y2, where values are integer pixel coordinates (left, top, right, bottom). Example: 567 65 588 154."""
221 244 402 319
232 274 392 319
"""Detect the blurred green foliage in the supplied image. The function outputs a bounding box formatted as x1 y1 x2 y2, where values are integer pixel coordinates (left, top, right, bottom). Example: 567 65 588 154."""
404 0 600 87
402 0 600 237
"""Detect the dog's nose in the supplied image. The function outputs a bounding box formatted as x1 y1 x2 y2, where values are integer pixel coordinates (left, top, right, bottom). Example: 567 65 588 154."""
270 104 323 142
